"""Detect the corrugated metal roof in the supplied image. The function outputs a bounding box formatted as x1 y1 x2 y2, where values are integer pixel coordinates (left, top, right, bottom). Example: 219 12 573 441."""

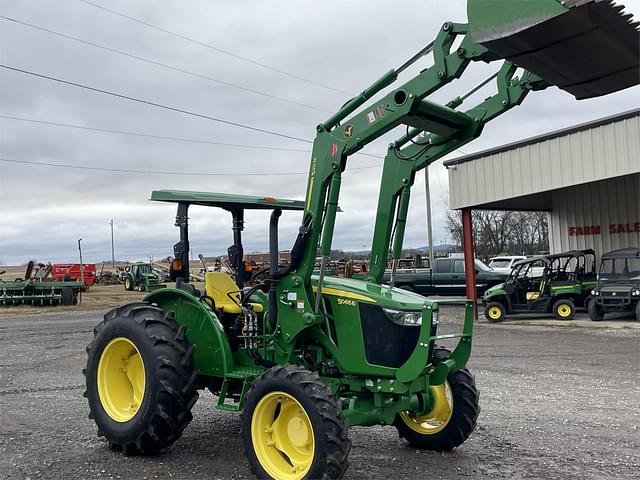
444 108 640 167
447 109 640 210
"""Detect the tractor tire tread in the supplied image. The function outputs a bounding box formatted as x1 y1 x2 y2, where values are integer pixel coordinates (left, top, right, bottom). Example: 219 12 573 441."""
241 364 351 479
394 349 479 451
84 302 199 456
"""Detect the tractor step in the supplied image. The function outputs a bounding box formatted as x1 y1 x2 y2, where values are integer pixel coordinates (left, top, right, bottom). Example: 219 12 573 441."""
215 368 263 412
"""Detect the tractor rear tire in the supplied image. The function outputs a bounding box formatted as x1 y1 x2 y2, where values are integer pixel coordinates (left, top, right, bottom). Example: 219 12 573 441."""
484 302 506 322
394 349 479 451
587 299 604 321
241 365 351 480
553 299 575 320
124 277 134 291
84 302 199 455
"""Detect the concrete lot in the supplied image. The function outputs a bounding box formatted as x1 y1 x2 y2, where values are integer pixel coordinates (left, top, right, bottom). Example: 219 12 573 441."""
0 305 638 479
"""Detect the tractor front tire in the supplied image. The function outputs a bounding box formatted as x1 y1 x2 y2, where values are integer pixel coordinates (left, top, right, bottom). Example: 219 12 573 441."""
635 302 640 322
84 303 199 455
124 277 134 291
241 365 351 480
553 299 575 320
484 302 506 323
587 299 604 321
394 349 479 451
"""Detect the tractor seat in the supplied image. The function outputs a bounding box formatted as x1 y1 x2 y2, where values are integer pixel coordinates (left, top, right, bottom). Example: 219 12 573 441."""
204 272 264 314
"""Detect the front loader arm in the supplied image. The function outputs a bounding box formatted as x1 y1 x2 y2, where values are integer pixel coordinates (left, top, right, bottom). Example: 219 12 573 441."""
275 22 547 344
367 63 548 282
294 23 492 288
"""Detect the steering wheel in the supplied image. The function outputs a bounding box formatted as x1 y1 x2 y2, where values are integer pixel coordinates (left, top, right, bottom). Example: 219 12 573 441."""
251 268 270 283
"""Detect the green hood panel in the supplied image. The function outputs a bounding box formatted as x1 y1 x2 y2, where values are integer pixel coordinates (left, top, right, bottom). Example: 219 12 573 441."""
313 275 433 310
483 282 506 299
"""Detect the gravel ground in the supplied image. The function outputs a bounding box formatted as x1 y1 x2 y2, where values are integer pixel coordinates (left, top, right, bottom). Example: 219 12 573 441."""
0 305 638 479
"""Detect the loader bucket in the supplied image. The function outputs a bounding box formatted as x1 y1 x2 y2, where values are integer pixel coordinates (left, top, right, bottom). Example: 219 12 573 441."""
467 0 639 99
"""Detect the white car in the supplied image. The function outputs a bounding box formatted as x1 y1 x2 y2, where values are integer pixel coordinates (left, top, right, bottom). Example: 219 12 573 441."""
489 256 545 277
488 256 527 273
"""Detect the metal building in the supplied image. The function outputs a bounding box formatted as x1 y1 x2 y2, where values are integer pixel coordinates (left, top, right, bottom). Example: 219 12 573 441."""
444 109 640 259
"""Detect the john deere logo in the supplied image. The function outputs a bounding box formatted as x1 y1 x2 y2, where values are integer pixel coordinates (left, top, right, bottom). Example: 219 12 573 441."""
344 124 354 138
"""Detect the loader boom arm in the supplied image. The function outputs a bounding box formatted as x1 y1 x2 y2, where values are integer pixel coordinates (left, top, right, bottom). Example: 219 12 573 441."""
274 0 638 343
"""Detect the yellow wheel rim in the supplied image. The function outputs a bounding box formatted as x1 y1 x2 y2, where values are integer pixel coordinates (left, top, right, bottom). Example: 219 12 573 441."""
97 337 146 422
124 278 131 290
251 391 315 480
399 382 453 435
557 304 572 318
487 306 502 320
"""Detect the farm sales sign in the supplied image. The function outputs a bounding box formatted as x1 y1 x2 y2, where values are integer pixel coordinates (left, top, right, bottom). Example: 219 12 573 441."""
568 222 640 236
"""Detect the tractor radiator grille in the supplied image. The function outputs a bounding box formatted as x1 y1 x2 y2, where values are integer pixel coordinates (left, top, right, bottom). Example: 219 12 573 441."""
359 303 420 368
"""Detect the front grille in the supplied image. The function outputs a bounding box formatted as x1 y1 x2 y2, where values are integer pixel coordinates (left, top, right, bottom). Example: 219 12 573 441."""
359 303 420 368
602 298 625 305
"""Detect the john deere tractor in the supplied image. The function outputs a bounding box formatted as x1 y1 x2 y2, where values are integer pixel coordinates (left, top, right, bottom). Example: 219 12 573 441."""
122 262 165 292
84 1 638 478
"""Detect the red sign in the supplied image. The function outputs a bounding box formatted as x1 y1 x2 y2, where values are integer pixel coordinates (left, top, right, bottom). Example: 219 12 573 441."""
568 222 639 236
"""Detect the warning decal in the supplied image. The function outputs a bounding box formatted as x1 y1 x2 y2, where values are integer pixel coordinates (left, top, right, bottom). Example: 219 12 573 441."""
366 105 385 124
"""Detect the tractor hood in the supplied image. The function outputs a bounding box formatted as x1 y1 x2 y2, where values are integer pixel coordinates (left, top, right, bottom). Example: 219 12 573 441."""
312 275 433 310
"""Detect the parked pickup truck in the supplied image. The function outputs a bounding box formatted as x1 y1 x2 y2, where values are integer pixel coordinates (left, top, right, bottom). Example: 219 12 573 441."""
382 257 507 296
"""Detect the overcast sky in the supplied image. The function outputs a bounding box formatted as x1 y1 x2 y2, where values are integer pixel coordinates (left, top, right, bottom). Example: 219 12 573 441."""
1 0 638 265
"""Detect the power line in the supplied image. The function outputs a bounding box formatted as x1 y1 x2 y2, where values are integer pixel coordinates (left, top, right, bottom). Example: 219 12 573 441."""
0 114 384 159
0 115 309 152
0 15 333 114
0 64 312 143
0 157 382 176
0 66 467 159
77 0 353 96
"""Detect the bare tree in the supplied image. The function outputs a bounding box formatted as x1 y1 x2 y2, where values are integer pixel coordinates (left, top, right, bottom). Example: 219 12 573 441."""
445 209 549 259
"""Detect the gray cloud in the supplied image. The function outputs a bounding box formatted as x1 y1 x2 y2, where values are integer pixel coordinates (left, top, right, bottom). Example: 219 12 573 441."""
1 0 638 264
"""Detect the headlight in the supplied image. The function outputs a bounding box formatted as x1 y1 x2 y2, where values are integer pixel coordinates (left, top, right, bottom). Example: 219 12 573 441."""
431 309 439 326
383 308 422 326
632 290 640 296
591 290 595 295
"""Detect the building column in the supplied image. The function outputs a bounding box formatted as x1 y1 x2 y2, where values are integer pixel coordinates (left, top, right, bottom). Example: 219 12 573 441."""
461 207 478 319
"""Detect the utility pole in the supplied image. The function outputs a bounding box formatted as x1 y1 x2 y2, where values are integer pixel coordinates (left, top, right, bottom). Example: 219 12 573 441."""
78 238 84 304
109 218 115 268
424 167 434 267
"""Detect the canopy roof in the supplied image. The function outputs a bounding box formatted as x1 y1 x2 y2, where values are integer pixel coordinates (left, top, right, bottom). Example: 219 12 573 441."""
150 190 305 211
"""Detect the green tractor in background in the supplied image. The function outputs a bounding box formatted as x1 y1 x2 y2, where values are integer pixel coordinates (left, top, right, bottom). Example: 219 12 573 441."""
83 1 638 478
123 262 165 292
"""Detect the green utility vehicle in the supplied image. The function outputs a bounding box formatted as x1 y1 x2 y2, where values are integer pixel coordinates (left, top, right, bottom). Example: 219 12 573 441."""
123 262 166 291
483 249 597 322
83 1 638 478
588 248 640 321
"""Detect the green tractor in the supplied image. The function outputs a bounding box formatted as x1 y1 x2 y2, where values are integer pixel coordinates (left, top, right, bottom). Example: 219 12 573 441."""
483 249 597 322
123 262 165 292
83 1 638 478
